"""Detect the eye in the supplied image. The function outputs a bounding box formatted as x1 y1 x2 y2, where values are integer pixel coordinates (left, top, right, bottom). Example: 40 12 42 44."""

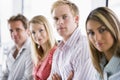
16 28 21 32
39 29 43 33
62 15 67 19
53 17 58 22
32 31 35 35
99 27 107 33
10 29 13 33
87 31 94 36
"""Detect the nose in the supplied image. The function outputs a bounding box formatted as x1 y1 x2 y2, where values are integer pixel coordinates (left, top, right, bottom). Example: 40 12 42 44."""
11 30 17 36
35 31 41 38
57 18 63 25
94 32 102 41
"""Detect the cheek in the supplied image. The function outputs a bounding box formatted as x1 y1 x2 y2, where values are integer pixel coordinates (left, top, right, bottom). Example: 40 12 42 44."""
44 33 48 40
89 36 93 43
106 35 114 47
10 33 13 37
32 35 37 42
89 37 96 46
64 18 71 25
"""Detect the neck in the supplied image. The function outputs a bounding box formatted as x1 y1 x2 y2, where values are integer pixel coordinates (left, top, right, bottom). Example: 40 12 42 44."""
41 43 49 53
15 39 26 50
104 51 113 61
63 34 71 42
16 45 21 51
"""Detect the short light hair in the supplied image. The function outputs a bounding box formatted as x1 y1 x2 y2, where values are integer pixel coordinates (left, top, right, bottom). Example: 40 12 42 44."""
51 0 79 17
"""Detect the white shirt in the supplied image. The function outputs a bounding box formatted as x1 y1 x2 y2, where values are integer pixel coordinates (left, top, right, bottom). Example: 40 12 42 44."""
2 39 33 80
48 27 96 80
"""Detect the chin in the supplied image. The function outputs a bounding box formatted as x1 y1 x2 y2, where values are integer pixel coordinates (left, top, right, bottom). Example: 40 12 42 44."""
97 48 103 52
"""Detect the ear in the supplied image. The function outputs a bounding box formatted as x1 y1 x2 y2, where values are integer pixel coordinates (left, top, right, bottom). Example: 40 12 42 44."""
75 15 79 24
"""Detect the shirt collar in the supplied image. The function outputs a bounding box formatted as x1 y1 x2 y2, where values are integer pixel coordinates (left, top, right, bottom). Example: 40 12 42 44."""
58 27 81 50
101 56 120 75
11 38 30 55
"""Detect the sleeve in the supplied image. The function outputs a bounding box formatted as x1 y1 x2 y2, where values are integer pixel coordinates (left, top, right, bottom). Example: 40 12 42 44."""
47 50 61 80
72 39 96 80
95 71 102 80
21 54 34 80
78 58 96 80
1 59 9 80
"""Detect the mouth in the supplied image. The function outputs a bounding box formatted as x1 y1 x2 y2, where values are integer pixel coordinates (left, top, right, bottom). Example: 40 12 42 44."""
13 38 18 41
38 39 42 42
57 27 65 31
96 43 103 47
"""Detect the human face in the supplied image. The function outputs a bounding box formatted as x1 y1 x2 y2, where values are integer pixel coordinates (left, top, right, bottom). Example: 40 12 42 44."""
30 23 48 46
86 20 114 53
9 21 28 47
52 5 78 41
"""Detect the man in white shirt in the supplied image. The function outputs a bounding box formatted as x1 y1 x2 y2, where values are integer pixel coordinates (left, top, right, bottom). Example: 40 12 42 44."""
48 0 95 80
2 14 33 80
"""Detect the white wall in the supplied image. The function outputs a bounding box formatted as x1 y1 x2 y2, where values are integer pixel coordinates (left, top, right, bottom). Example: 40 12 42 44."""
91 0 106 10
13 0 23 14
0 0 106 66
23 0 92 38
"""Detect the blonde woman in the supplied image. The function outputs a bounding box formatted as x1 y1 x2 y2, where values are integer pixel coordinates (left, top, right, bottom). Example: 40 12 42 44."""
86 7 120 80
29 15 57 80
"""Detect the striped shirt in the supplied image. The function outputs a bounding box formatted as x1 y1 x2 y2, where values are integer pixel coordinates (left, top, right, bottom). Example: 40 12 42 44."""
48 27 96 80
2 39 33 80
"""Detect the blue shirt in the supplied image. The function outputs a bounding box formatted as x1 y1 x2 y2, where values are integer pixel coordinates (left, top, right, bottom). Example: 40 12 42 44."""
96 56 120 80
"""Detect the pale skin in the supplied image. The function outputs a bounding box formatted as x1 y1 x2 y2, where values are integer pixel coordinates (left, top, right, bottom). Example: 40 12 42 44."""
51 4 79 80
86 20 114 61
52 71 74 80
9 21 29 58
52 5 79 42
30 23 49 58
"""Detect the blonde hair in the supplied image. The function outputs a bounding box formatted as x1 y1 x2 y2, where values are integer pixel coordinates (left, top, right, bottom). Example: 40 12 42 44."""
29 15 57 65
86 7 120 78
51 0 79 17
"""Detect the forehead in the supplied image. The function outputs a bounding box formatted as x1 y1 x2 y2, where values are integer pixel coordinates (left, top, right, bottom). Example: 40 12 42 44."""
9 21 24 29
52 5 72 17
87 20 102 30
30 23 45 30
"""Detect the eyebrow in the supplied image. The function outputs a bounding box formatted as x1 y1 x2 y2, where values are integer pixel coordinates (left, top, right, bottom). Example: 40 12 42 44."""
53 13 68 18
87 25 105 31
97 25 106 30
